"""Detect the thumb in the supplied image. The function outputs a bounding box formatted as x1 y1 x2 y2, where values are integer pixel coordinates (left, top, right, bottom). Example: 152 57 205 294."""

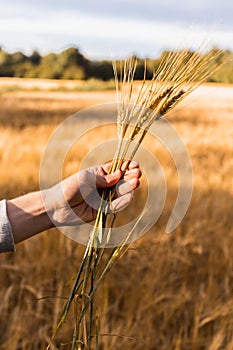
95 170 121 188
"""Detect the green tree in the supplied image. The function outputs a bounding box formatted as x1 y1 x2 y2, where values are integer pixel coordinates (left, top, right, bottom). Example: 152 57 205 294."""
57 47 89 79
29 50 41 65
88 60 113 80
0 50 13 76
37 53 61 79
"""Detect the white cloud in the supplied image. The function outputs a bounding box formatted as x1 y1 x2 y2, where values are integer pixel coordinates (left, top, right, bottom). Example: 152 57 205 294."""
0 7 232 58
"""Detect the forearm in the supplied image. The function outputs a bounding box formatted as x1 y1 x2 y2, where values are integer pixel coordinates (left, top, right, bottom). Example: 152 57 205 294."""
6 191 54 243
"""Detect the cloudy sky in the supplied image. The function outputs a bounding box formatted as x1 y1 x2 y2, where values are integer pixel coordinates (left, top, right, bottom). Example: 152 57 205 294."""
0 0 232 59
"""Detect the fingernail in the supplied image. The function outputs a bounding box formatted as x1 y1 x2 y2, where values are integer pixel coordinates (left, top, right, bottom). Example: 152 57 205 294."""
128 168 139 174
111 170 121 178
129 178 136 185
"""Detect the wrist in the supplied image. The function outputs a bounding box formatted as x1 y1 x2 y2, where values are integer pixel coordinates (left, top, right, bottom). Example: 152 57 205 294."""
7 191 54 243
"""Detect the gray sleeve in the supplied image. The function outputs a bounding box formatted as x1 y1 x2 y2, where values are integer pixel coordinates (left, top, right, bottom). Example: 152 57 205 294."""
0 199 15 253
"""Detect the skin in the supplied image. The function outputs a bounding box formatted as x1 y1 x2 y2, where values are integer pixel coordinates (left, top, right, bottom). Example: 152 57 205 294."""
7 161 141 244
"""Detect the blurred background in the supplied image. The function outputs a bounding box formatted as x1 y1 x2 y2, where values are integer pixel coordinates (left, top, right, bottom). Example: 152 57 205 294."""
0 1 233 349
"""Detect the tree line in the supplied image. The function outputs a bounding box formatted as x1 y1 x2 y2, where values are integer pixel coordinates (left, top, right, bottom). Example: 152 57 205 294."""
0 46 232 84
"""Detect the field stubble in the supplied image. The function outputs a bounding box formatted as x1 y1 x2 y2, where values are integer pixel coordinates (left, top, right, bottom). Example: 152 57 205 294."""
0 80 233 350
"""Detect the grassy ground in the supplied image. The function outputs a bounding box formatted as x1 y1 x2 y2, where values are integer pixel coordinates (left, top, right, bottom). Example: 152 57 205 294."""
0 80 233 349
0 77 116 93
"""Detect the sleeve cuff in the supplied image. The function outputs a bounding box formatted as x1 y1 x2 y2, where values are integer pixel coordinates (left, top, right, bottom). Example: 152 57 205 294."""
0 199 15 253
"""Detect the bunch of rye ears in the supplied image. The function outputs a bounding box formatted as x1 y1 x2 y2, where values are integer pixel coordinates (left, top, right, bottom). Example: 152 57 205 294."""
47 45 223 350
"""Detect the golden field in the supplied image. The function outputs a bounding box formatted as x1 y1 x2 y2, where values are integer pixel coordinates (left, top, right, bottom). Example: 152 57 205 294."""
0 78 233 350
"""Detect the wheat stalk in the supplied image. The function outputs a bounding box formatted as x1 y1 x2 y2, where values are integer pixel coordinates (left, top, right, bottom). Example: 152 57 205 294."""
46 45 223 350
